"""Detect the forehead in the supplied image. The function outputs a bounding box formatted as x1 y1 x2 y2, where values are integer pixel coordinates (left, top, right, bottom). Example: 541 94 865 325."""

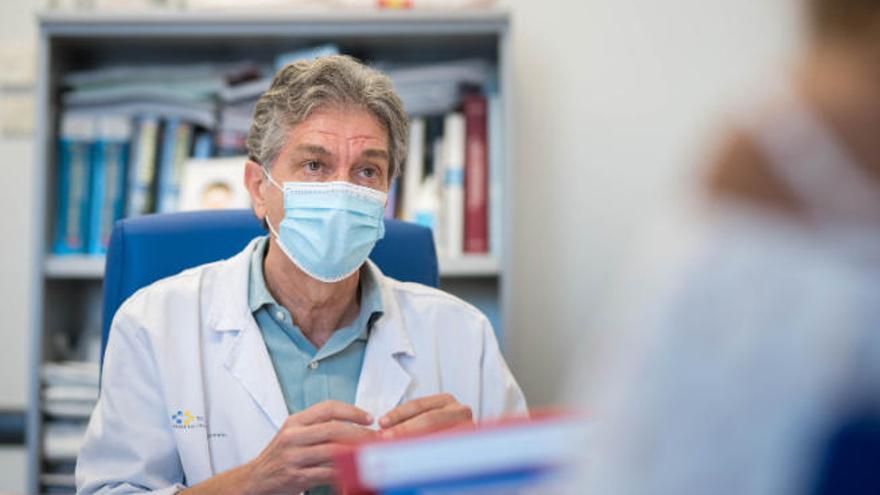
287 106 389 149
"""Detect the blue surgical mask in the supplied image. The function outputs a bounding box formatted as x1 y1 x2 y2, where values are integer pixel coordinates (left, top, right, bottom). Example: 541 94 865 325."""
263 169 387 283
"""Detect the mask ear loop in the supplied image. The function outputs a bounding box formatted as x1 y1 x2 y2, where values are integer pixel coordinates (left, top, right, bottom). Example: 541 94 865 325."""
262 166 283 191
261 165 284 239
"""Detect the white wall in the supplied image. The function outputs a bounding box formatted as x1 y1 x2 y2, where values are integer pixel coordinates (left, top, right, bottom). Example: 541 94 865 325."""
499 0 804 406
0 0 38 412
0 1 38 492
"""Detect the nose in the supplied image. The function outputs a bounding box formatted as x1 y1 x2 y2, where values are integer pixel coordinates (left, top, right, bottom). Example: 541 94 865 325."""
329 165 353 184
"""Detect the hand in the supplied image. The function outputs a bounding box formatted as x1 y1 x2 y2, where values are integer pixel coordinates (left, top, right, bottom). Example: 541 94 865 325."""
242 400 376 494
378 394 474 438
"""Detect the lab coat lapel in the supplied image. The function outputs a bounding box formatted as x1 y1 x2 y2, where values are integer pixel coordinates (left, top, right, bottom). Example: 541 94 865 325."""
355 262 415 421
206 238 289 431
220 318 289 430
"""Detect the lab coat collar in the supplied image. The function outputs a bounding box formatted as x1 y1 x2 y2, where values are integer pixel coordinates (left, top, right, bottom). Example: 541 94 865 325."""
354 260 416 421
203 238 415 427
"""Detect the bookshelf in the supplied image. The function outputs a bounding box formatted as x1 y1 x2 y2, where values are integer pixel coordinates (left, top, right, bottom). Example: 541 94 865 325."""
28 10 512 494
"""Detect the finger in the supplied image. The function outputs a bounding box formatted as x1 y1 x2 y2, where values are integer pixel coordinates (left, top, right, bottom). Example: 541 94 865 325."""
379 394 454 429
291 422 378 447
291 400 373 427
286 443 341 468
384 406 473 438
290 466 337 488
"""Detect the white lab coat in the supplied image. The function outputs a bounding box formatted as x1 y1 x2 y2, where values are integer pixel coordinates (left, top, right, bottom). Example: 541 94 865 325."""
76 238 527 494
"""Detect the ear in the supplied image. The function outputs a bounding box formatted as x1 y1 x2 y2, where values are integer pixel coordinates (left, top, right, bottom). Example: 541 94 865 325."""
244 160 269 222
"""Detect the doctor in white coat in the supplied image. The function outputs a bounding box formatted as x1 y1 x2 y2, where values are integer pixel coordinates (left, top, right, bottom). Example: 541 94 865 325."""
76 55 527 495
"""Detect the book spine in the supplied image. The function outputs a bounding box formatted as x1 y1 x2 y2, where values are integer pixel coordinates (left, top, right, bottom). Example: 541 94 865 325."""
156 118 179 214
385 177 400 219
487 87 503 257
54 113 96 255
401 118 426 222
85 134 106 255
192 129 213 159
462 93 489 254
430 136 447 257
91 115 132 254
157 119 193 213
126 115 160 217
442 112 465 258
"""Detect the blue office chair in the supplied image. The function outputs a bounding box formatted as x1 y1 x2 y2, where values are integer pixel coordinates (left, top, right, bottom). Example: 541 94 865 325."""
101 209 438 365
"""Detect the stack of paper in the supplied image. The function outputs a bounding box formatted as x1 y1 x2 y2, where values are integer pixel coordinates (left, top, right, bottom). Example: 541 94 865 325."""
61 62 255 128
42 361 100 420
42 361 100 467
380 59 493 116
43 421 90 462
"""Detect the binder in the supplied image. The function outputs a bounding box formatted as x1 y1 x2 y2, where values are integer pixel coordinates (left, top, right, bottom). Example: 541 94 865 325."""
86 114 131 255
334 412 589 495
54 112 97 255
125 115 160 217
156 118 194 213
462 93 489 254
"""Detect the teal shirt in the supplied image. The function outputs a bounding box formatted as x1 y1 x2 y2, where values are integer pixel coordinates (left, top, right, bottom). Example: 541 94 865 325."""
248 235 384 416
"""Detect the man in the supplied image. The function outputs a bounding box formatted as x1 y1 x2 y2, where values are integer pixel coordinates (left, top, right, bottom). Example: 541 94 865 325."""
76 55 526 494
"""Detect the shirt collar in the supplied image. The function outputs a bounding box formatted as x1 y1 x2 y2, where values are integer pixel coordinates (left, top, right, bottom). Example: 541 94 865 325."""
247 236 276 313
247 236 385 333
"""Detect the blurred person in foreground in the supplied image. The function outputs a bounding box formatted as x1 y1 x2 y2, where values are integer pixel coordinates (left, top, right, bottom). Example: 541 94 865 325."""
577 1 880 494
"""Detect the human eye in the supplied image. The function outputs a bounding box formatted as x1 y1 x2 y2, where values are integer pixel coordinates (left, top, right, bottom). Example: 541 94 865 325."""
302 160 324 174
358 164 382 181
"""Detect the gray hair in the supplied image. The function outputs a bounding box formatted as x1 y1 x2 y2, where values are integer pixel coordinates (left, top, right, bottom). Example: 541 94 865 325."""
246 55 409 181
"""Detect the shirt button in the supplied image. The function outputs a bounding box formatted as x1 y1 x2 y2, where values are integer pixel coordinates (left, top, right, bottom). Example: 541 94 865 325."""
308 361 319 370
275 311 284 321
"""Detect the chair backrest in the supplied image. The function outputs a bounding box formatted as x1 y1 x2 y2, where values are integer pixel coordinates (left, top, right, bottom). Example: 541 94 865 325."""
101 209 438 363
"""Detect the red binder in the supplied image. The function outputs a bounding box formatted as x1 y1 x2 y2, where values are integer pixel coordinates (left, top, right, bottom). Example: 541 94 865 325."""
462 93 489 254
333 411 588 494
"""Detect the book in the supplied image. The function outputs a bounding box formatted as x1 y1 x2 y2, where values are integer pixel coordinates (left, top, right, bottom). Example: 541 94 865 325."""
486 86 503 257
86 114 132 255
334 413 590 494
430 136 447 257
192 129 214 159
156 118 194 213
441 112 465 258
178 156 252 211
412 175 440 234
54 112 96 255
125 115 160 216
462 93 489 254
385 178 400 219
401 118 426 222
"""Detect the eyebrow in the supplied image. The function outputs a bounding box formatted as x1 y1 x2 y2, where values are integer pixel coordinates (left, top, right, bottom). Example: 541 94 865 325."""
361 149 389 161
296 144 332 156
294 144 388 161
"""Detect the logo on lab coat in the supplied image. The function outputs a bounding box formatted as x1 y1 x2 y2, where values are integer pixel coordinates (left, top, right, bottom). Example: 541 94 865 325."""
171 409 206 429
